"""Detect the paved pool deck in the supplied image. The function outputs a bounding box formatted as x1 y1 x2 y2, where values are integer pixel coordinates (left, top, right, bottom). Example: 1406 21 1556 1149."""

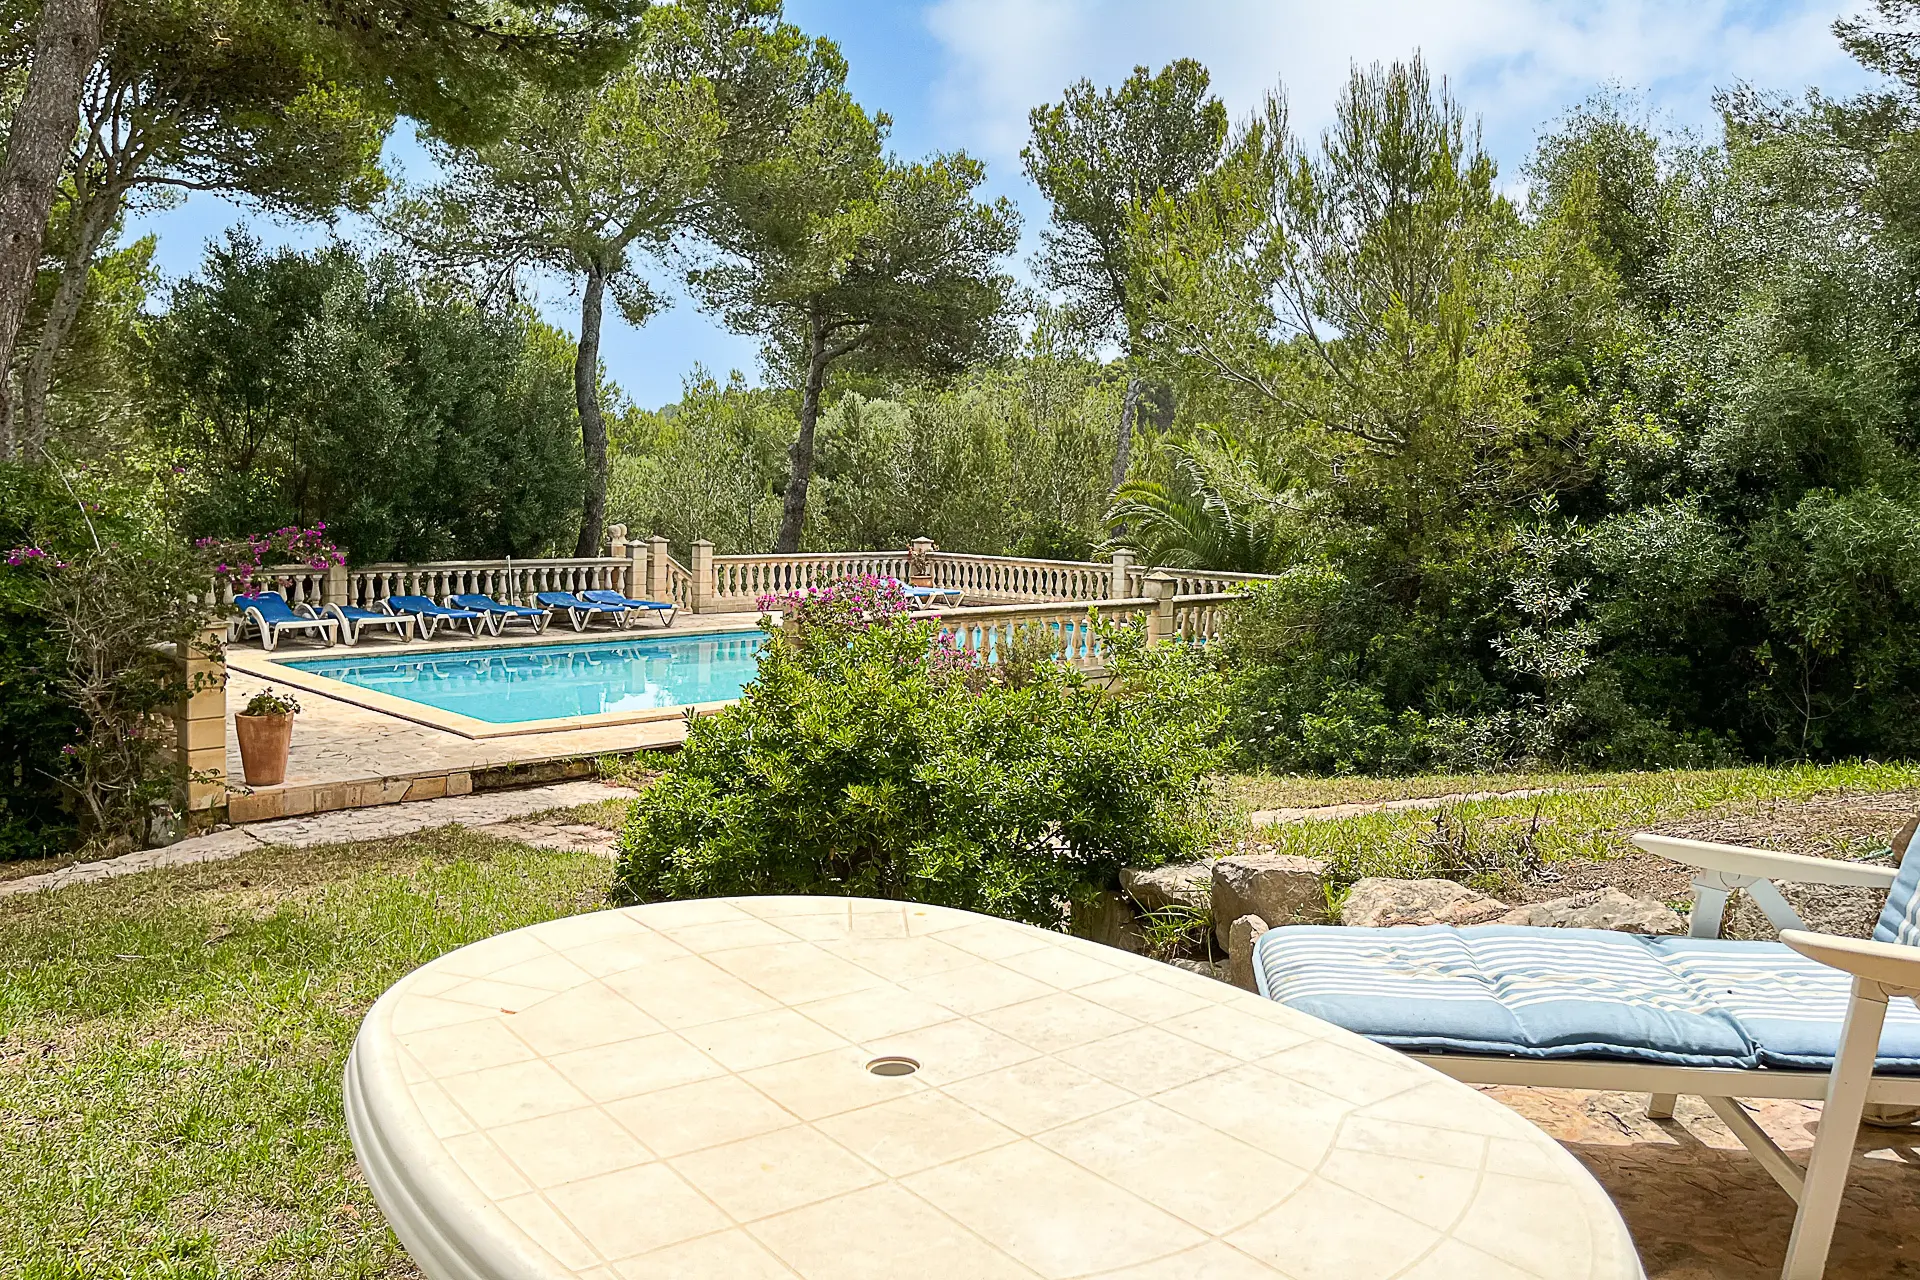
219 615 761 824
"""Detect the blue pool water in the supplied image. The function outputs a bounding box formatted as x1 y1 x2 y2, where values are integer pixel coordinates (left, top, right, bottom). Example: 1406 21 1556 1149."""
283 631 768 724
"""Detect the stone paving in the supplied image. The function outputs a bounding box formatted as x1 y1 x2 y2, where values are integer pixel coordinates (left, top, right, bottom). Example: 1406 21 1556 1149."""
0 781 636 898
225 667 686 795
1491 1087 1920 1279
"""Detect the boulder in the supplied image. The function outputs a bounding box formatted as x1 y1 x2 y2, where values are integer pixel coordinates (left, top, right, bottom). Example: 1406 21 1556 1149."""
1497 888 1685 935
1227 914 1270 990
1212 854 1329 946
1068 890 1146 953
1340 878 1510 928
1120 862 1212 915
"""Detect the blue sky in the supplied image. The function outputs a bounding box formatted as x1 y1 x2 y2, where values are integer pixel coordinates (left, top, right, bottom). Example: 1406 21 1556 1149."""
126 0 1879 409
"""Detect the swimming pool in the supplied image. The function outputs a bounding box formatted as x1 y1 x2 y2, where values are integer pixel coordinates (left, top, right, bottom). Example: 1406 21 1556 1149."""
281 631 767 724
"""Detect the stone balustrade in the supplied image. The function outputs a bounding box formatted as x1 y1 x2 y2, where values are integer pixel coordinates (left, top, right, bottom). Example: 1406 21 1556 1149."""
911 597 1158 670
201 534 1278 623
928 551 1117 603
707 550 912 610
1169 592 1237 644
346 559 633 610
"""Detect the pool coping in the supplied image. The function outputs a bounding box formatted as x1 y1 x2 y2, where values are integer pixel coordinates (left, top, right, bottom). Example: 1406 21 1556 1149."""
225 629 760 740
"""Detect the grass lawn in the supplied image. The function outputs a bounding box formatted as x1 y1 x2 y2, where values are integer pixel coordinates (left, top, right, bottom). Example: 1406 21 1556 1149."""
0 830 612 1279
1225 761 1920 894
2 761 1916 1276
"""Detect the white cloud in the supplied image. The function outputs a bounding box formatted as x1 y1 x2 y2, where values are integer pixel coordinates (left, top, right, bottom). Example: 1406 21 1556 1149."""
922 0 1879 180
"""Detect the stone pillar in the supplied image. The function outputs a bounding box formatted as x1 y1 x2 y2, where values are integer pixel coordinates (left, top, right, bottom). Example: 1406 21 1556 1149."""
647 536 670 601
324 552 349 608
1143 571 1177 645
908 536 936 587
1109 548 1135 598
606 524 629 594
690 539 714 613
616 527 646 599
174 622 229 817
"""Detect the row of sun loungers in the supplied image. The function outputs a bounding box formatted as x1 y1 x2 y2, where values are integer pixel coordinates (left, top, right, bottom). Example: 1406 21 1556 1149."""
232 589 677 650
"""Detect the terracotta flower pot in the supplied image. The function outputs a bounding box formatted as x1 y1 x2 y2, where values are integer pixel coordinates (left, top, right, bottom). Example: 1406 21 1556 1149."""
235 712 294 787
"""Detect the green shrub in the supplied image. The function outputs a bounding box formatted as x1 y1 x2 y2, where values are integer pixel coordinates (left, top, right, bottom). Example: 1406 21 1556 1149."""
612 604 1227 928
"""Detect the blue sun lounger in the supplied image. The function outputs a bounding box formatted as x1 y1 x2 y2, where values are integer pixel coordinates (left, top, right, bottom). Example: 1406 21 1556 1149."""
534 591 626 632
234 591 339 651
322 602 414 645
1253 828 1920 1280
448 593 551 636
380 595 485 640
579 588 676 628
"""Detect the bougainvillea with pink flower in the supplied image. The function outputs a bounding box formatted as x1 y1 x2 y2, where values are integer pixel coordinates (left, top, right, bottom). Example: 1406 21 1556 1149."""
3 545 67 569
195 524 345 594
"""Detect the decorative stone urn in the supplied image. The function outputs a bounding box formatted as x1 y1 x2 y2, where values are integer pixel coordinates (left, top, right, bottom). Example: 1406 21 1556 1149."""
908 536 937 587
234 687 301 787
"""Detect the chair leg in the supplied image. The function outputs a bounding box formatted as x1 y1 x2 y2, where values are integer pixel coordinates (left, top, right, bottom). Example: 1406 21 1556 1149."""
1781 978 1890 1280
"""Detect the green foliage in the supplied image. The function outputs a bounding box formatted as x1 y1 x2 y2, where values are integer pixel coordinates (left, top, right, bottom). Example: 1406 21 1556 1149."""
607 369 791 554
613 606 1226 927
1023 59 1228 344
396 0 832 554
239 687 301 718
145 235 584 562
0 461 217 855
1118 54 1920 769
610 319 1120 557
0 468 84 859
695 85 1020 549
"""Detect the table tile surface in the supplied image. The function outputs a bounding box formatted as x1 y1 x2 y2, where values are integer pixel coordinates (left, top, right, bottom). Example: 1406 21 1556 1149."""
346 897 1644 1280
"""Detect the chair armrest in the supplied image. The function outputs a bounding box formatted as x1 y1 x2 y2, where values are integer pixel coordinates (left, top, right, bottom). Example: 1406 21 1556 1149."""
1782 930 1920 998
1632 834 1898 889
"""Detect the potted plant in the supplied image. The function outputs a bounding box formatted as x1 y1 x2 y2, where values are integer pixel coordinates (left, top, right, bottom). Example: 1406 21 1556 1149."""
234 687 301 787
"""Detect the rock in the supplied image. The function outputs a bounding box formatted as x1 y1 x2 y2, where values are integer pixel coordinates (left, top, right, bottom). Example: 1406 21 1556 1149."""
1498 888 1685 935
1340 878 1510 928
1211 854 1329 946
1068 890 1146 953
1227 914 1270 990
1120 862 1211 915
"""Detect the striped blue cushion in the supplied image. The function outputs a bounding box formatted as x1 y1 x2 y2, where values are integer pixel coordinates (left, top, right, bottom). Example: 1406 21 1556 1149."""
1256 924 1920 1074
1872 817 1920 947
1653 936 1920 1072
1255 925 1753 1068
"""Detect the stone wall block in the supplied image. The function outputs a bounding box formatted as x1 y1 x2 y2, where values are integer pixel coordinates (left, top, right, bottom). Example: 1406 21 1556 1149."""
1211 854 1329 946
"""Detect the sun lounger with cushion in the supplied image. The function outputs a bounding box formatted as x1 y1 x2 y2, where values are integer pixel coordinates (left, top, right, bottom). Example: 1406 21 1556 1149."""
380 595 485 640
448 593 550 636
534 591 627 631
1254 827 1920 1279
322 602 415 645
234 591 339 651
579 588 676 627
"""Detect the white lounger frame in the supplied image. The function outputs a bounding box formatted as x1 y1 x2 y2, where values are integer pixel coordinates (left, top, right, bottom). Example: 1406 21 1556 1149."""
1401 834 1918 1280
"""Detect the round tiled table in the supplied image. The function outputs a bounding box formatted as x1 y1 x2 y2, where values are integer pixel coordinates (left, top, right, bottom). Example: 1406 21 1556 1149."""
345 896 1644 1279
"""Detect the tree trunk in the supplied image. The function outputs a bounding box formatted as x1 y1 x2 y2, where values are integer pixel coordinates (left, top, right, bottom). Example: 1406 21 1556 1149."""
775 319 829 553
1111 373 1140 491
19 185 117 459
0 0 106 459
572 263 609 558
